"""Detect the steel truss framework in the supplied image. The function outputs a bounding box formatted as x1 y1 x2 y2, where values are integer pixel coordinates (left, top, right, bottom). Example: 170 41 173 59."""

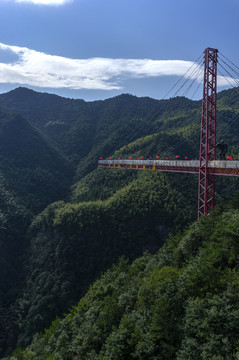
198 48 218 219
98 47 239 219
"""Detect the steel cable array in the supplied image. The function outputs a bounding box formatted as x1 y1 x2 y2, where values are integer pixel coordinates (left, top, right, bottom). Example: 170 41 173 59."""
157 52 239 159
217 53 239 141
107 51 239 161
120 52 205 159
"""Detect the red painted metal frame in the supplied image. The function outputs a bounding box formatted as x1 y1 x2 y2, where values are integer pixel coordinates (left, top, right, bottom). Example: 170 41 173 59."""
98 48 239 219
198 48 218 219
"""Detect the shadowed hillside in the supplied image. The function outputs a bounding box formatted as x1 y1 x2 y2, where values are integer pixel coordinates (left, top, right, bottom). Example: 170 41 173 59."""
5 196 239 360
0 87 239 357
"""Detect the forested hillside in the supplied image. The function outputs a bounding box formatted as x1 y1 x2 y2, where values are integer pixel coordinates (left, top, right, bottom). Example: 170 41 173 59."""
0 86 239 358
0 88 201 177
0 105 74 357
5 197 239 360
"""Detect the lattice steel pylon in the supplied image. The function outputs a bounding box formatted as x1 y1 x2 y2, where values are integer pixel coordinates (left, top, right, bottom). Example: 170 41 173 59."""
198 48 218 219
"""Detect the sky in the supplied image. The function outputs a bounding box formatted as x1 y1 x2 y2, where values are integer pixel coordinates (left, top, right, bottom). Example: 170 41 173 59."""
0 0 238 101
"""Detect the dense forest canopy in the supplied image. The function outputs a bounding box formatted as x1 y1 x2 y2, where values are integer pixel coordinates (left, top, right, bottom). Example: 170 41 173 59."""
4 198 239 360
0 86 239 358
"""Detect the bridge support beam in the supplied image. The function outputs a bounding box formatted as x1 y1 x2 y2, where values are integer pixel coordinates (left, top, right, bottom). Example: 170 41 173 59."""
198 48 218 219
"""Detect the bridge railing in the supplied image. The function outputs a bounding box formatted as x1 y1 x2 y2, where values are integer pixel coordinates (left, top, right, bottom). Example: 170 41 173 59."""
99 159 239 168
99 159 200 167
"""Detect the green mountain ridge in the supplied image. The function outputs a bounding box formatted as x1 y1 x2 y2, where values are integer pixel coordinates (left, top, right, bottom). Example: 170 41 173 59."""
0 86 239 357
0 88 201 177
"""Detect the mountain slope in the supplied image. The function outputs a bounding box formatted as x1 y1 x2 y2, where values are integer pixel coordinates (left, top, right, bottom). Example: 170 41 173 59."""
1 87 238 179
0 87 239 357
0 106 74 356
6 197 239 360
14 170 197 349
0 88 201 175
0 106 73 213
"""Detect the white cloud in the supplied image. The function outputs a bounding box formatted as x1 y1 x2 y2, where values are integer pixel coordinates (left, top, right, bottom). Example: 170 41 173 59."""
0 42 236 91
9 0 72 5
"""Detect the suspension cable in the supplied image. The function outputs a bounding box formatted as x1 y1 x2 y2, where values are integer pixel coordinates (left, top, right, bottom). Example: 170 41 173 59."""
182 66 204 98
112 52 204 159
218 63 239 87
218 69 237 88
220 52 239 73
218 55 239 79
173 58 204 97
162 53 204 99
137 53 204 149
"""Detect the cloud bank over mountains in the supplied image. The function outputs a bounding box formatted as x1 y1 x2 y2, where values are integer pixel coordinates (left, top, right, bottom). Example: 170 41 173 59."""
0 43 235 92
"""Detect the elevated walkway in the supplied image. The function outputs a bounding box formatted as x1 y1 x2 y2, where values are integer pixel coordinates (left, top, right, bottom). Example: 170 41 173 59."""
98 159 239 177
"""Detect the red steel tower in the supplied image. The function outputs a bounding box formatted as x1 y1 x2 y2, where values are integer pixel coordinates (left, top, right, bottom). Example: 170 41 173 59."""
198 48 218 219
99 47 231 220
